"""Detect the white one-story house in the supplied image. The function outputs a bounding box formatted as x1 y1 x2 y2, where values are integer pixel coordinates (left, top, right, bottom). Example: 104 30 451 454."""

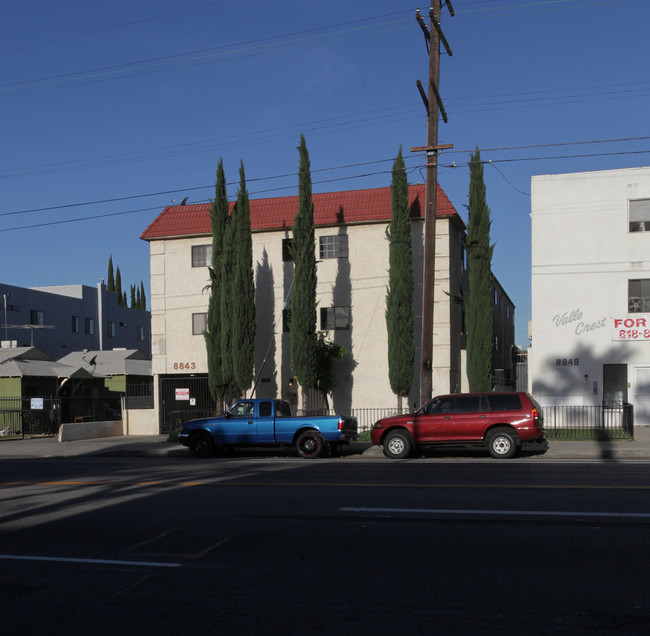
530 166 650 425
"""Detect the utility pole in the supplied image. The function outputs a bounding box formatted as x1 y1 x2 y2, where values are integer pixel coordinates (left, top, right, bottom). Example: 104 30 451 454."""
412 2 454 407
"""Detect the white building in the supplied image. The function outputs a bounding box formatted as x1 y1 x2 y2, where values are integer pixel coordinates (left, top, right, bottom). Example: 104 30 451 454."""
141 184 515 432
530 166 650 425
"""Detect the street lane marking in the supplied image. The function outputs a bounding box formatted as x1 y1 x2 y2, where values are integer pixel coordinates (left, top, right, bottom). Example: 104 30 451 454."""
341 507 650 519
0 554 181 568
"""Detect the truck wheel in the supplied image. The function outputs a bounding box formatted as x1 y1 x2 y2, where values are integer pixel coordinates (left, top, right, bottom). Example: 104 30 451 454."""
295 430 324 458
189 432 214 459
486 428 518 459
383 430 412 459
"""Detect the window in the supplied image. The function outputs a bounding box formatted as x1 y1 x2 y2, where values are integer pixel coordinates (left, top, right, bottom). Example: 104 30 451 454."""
424 396 454 414
461 244 467 270
282 238 294 262
455 395 483 413
192 312 208 335
85 318 95 335
487 394 522 411
108 321 116 338
29 310 44 326
259 401 272 417
276 401 292 417
628 279 650 312
319 235 348 259
71 316 80 333
629 199 650 232
137 326 145 341
320 306 350 330
229 401 254 417
191 244 212 268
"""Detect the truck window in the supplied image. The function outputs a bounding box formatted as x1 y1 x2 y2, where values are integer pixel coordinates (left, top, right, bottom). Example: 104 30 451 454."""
276 401 292 417
259 402 272 417
231 401 254 417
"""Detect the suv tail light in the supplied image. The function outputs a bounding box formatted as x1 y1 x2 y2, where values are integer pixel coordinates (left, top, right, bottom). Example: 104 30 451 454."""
532 408 540 425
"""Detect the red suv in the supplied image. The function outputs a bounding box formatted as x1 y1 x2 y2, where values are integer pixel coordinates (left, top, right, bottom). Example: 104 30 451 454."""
371 392 547 459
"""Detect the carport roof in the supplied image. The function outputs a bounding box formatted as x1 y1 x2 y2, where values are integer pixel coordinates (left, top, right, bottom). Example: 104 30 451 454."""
0 347 94 379
57 349 151 377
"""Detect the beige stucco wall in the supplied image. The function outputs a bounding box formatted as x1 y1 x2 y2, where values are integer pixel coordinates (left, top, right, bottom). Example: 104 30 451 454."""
123 408 158 435
148 216 468 414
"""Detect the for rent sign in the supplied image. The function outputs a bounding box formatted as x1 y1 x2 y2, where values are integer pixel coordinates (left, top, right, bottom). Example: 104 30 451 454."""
175 388 190 401
612 317 650 341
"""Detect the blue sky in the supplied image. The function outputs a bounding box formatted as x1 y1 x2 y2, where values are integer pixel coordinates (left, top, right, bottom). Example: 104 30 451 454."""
2 0 649 346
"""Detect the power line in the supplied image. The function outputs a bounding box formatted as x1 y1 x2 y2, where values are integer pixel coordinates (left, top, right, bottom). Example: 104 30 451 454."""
2 142 648 233
0 14 413 96
0 1 230 54
2 138 649 221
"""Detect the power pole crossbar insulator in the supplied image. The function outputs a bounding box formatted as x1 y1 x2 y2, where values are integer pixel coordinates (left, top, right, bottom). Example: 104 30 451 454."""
415 9 431 52
429 9 453 57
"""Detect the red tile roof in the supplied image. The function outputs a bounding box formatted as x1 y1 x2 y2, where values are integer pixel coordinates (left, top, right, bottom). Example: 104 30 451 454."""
140 183 460 241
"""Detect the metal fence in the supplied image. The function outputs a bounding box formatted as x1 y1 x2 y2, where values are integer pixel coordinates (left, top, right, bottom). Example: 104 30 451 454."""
125 383 154 410
297 407 403 433
543 403 634 439
0 397 61 438
60 396 122 424
297 403 634 440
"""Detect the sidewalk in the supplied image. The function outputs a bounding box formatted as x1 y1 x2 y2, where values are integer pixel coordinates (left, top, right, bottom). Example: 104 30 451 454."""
0 427 649 460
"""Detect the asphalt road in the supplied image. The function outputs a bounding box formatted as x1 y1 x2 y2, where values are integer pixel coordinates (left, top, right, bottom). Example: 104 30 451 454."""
1 457 649 635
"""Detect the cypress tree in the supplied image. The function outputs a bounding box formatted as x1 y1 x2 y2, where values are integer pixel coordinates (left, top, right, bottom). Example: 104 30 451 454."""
107 256 115 292
130 284 136 309
385 148 415 411
290 135 318 398
139 281 146 310
219 215 236 397
205 159 229 405
231 161 256 396
115 267 123 305
466 149 494 392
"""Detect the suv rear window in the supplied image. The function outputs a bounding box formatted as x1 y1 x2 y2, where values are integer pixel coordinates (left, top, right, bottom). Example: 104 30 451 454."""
487 394 522 411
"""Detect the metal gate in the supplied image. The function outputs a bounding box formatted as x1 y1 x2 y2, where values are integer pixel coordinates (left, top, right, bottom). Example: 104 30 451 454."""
0 397 61 438
159 375 216 434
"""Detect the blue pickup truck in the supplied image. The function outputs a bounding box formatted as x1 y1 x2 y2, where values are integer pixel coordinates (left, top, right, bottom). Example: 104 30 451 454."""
178 398 358 459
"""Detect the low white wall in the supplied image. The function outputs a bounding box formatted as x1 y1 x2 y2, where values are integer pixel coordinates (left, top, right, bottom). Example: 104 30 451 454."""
59 420 123 442
123 408 158 435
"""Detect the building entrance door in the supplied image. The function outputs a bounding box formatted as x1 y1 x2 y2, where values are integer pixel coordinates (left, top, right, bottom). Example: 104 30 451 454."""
603 364 627 405
632 366 650 427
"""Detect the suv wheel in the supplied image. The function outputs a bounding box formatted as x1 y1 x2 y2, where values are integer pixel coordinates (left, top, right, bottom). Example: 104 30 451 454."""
486 428 518 459
383 430 413 459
